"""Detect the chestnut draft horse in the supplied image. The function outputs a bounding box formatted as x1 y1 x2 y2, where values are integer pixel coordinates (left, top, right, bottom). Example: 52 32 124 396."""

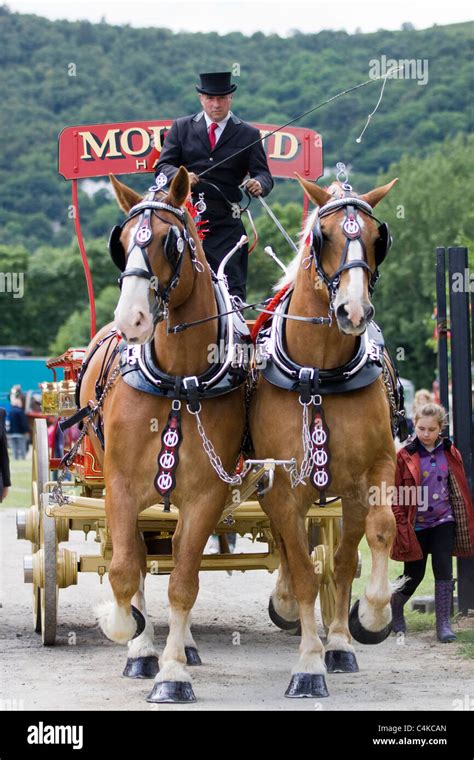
250 175 399 698
79 167 246 704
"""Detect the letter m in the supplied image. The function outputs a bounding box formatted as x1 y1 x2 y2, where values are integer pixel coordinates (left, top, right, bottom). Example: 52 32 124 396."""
79 129 121 160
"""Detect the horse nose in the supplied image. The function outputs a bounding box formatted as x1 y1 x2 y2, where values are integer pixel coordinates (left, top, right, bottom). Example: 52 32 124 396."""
335 303 350 323
114 307 153 344
336 302 374 323
364 303 375 322
335 301 375 333
132 310 146 328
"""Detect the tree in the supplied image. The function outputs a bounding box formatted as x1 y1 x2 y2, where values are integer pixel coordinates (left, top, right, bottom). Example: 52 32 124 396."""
372 134 474 389
49 285 118 353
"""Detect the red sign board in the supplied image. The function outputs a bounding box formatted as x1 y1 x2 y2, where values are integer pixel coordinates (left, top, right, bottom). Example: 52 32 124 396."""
58 120 322 181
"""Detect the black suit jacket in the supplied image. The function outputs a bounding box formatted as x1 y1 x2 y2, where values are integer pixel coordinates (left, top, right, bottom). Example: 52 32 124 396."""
155 111 273 203
0 408 11 499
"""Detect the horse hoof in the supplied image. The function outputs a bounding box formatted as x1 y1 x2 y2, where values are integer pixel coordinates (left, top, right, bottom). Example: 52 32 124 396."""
130 605 146 639
349 599 392 645
325 650 359 673
123 656 159 679
268 597 301 634
285 673 329 699
146 681 196 704
185 646 202 666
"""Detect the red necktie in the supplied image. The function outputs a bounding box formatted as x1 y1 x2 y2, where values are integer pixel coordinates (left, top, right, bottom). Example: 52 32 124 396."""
208 122 218 150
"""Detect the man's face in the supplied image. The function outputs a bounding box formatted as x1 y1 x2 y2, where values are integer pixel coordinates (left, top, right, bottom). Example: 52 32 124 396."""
199 93 233 122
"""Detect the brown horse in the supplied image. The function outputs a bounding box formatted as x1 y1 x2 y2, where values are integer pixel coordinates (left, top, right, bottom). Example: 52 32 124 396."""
79 167 245 703
249 175 399 698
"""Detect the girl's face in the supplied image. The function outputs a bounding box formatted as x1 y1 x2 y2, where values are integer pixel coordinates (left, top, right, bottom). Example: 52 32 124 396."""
415 417 442 449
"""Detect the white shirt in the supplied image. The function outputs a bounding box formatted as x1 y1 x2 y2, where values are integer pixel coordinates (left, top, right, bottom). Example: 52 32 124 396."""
203 111 232 144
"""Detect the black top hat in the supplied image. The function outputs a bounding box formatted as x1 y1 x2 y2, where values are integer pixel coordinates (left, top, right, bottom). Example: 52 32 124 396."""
196 72 237 95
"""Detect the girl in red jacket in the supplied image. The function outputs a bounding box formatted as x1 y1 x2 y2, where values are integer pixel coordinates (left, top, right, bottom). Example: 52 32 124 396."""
390 403 474 642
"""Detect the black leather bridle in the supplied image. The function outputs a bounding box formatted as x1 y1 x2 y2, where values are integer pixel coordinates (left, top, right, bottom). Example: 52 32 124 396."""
108 197 197 324
311 194 392 298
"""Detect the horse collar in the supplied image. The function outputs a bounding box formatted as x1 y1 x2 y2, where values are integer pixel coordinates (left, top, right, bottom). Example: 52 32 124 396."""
258 289 385 396
119 280 251 403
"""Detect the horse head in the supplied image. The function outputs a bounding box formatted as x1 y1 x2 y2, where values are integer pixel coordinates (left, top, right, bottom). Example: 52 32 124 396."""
109 167 202 344
296 174 398 336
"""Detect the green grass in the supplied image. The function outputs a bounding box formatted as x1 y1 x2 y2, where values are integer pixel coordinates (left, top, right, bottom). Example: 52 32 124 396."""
2 454 31 509
455 630 474 659
404 611 436 632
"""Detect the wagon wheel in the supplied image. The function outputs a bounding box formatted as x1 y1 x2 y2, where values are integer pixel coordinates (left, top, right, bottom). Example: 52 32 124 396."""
39 506 58 645
308 517 342 633
28 418 64 643
30 418 50 633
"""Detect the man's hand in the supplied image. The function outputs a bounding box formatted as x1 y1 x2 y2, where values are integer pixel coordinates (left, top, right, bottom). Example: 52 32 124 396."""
245 179 263 197
1 487 9 501
188 172 200 187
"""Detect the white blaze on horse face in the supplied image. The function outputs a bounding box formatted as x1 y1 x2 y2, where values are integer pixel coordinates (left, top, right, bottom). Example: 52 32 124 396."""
114 223 154 344
334 215 366 330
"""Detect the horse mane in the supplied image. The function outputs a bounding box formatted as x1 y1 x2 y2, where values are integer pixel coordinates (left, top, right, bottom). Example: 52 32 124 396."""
274 206 318 291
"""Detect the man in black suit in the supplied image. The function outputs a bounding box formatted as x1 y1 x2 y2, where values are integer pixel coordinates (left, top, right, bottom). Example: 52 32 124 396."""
155 71 274 301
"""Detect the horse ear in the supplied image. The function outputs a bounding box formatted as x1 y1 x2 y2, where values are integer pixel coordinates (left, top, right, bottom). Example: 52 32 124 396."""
359 178 398 209
109 174 142 212
295 173 332 207
168 166 191 208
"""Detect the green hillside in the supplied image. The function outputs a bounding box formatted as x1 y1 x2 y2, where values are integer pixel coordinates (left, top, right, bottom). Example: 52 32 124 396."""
0 7 472 247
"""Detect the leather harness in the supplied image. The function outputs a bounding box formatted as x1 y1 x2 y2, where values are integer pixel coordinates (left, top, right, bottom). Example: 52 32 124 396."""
258 288 386 398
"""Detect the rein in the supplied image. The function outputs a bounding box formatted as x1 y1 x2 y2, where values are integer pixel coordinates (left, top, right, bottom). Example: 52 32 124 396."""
167 297 331 335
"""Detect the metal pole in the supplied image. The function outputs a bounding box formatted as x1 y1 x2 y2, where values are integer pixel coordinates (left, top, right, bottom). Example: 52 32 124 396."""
448 247 474 614
471 285 474 489
257 196 298 254
435 247 449 434
71 180 96 339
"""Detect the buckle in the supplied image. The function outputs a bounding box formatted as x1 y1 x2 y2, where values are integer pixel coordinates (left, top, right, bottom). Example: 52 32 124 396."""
298 367 314 405
183 376 200 413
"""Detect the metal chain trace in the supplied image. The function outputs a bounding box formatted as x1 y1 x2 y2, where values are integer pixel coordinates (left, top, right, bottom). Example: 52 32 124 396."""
189 405 252 485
